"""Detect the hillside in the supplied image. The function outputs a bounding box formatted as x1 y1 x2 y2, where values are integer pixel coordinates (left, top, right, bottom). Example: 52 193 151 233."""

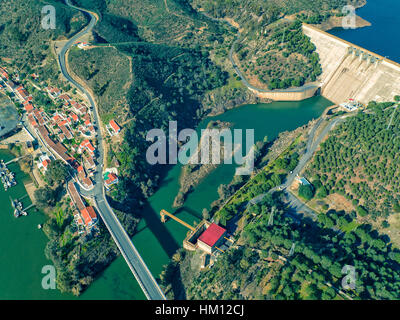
190 0 365 26
189 0 365 90
0 0 87 80
65 0 366 210
302 101 400 245
182 194 400 300
72 0 233 47
67 1 230 209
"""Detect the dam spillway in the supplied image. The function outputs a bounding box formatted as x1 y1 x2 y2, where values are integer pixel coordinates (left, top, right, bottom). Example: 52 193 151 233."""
303 24 400 105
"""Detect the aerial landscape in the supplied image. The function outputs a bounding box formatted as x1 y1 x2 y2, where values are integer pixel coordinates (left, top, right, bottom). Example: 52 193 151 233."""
0 0 399 305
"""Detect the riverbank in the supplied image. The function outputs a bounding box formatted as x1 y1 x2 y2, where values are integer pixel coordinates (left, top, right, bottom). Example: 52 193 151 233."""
312 0 371 31
0 149 66 300
173 120 233 208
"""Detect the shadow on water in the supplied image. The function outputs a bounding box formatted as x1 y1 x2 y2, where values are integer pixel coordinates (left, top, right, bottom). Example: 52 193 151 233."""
137 199 180 258
171 269 187 300
175 206 202 221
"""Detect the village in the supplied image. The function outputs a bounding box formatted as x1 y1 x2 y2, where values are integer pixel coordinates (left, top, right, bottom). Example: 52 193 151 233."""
0 62 121 236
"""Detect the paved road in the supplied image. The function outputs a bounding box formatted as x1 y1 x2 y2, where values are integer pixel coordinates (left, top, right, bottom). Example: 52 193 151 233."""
248 114 345 213
59 0 165 300
199 12 320 94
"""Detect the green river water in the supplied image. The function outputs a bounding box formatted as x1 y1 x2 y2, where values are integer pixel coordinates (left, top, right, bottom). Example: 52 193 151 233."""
0 96 332 299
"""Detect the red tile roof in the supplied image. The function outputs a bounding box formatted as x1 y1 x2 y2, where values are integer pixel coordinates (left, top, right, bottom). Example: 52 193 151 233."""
109 120 121 133
42 159 50 168
71 113 78 122
80 206 97 226
68 182 85 211
24 104 34 112
58 120 67 127
198 223 226 247
105 172 118 185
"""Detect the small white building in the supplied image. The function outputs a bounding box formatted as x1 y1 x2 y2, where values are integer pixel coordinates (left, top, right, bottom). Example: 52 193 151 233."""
37 154 51 172
340 99 362 112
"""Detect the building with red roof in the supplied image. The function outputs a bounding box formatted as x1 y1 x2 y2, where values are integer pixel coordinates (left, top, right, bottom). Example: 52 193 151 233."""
0 67 9 80
58 119 68 127
15 85 29 101
24 103 34 113
80 206 97 228
104 172 118 189
197 223 227 254
107 119 121 136
70 113 78 122
78 139 96 156
37 154 51 172
46 86 61 99
59 125 73 140
67 181 85 211
58 94 71 102
28 114 38 127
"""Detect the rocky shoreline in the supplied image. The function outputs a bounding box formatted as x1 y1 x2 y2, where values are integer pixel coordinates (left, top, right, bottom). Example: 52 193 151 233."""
173 120 233 208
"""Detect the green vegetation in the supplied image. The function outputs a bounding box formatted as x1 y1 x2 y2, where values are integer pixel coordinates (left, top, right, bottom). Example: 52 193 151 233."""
298 184 314 201
234 20 322 90
304 101 400 223
43 202 128 295
45 160 69 186
0 0 87 77
69 2 231 212
214 138 301 226
189 0 365 89
167 194 400 300
190 0 362 25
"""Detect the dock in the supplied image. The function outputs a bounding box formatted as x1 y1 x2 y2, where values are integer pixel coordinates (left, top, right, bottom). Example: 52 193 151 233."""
9 195 35 218
0 159 17 190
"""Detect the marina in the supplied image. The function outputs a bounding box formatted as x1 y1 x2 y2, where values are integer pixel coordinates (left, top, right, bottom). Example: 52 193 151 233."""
9 195 35 218
10 197 27 218
0 159 16 190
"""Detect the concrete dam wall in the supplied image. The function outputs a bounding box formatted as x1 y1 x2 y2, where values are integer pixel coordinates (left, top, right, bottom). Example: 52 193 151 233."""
248 86 318 101
303 24 400 105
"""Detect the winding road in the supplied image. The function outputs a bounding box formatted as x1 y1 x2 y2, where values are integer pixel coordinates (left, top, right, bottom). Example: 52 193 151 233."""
58 0 165 300
199 11 320 94
248 114 346 219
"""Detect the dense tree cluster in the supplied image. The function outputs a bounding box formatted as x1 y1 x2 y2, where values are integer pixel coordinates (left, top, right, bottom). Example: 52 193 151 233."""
186 195 400 300
45 160 69 186
305 101 400 218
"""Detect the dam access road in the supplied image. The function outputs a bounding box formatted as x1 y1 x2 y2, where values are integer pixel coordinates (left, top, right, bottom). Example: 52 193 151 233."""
58 0 165 300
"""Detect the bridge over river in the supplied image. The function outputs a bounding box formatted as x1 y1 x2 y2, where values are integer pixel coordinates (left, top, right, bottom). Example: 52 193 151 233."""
59 0 165 300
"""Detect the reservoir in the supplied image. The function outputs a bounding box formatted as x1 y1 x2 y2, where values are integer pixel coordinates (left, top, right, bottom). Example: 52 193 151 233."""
80 96 332 299
329 0 400 63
